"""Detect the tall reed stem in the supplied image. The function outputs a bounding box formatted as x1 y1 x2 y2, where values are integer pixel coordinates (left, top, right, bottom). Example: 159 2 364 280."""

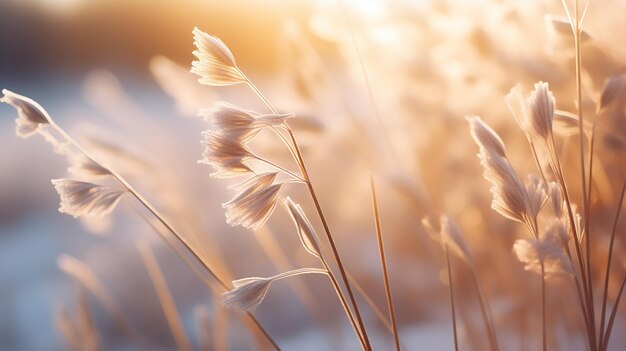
245 79 371 350
370 177 401 351
598 178 626 346
445 246 460 351
600 273 626 351
541 261 547 351
573 1 597 345
470 269 499 351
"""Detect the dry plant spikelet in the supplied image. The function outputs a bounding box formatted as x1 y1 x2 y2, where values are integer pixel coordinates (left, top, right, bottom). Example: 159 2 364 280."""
224 184 283 230
191 27 246 86
513 233 573 279
223 173 282 230
466 115 506 157
1 89 51 138
223 268 327 311
527 81 555 140
467 116 542 229
422 216 472 264
284 197 321 258
440 215 473 264
51 179 127 218
201 102 293 143
199 131 254 178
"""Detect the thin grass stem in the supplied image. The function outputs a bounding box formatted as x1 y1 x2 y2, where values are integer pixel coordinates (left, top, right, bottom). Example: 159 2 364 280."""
254 156 305 182
470 268 499 351
598 178 626 345
245 75 371 350
600 273 626 351
541 261 547 351
49 121 281 350
370 177 401 351
445 245 460 351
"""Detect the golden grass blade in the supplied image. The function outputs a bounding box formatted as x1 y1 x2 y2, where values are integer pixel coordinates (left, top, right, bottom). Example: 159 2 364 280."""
370 176 400 351
598 178 626 345
445 246 460 351
137 241 192 351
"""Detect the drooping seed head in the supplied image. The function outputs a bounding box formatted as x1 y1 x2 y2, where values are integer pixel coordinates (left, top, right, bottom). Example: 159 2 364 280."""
51 179 127 218
199 131 254 178
201 102 293 143
1 89 52 138
223 173 282 230
222 277 272 311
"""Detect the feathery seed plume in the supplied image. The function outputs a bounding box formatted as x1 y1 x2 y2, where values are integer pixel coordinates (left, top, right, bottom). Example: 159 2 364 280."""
513 236 572 278
199 131 254 178
223 173 282 230
191 27 246 86
201 102 293 143
467 115 506 157
51 179 127 218
1 89 52 138
527 81 555 140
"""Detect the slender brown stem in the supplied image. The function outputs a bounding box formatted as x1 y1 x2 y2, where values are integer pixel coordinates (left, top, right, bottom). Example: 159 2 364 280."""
563 243 594 343
445 246 460 351
470 269 499 351
254 156 305 182
574 0 598 345
348 273 410 351
245 78 371 349
50 122 281 350
529 138 548 185
132 208 269 350
548 133 593 328
370 177 401 351
541 261 547 351
319 253 367 349
598 178 626 346
600 273 626 351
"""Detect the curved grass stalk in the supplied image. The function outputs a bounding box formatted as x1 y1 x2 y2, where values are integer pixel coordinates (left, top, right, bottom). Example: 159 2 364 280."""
244 78 371 350
47 120 281 350
370 177 401 351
